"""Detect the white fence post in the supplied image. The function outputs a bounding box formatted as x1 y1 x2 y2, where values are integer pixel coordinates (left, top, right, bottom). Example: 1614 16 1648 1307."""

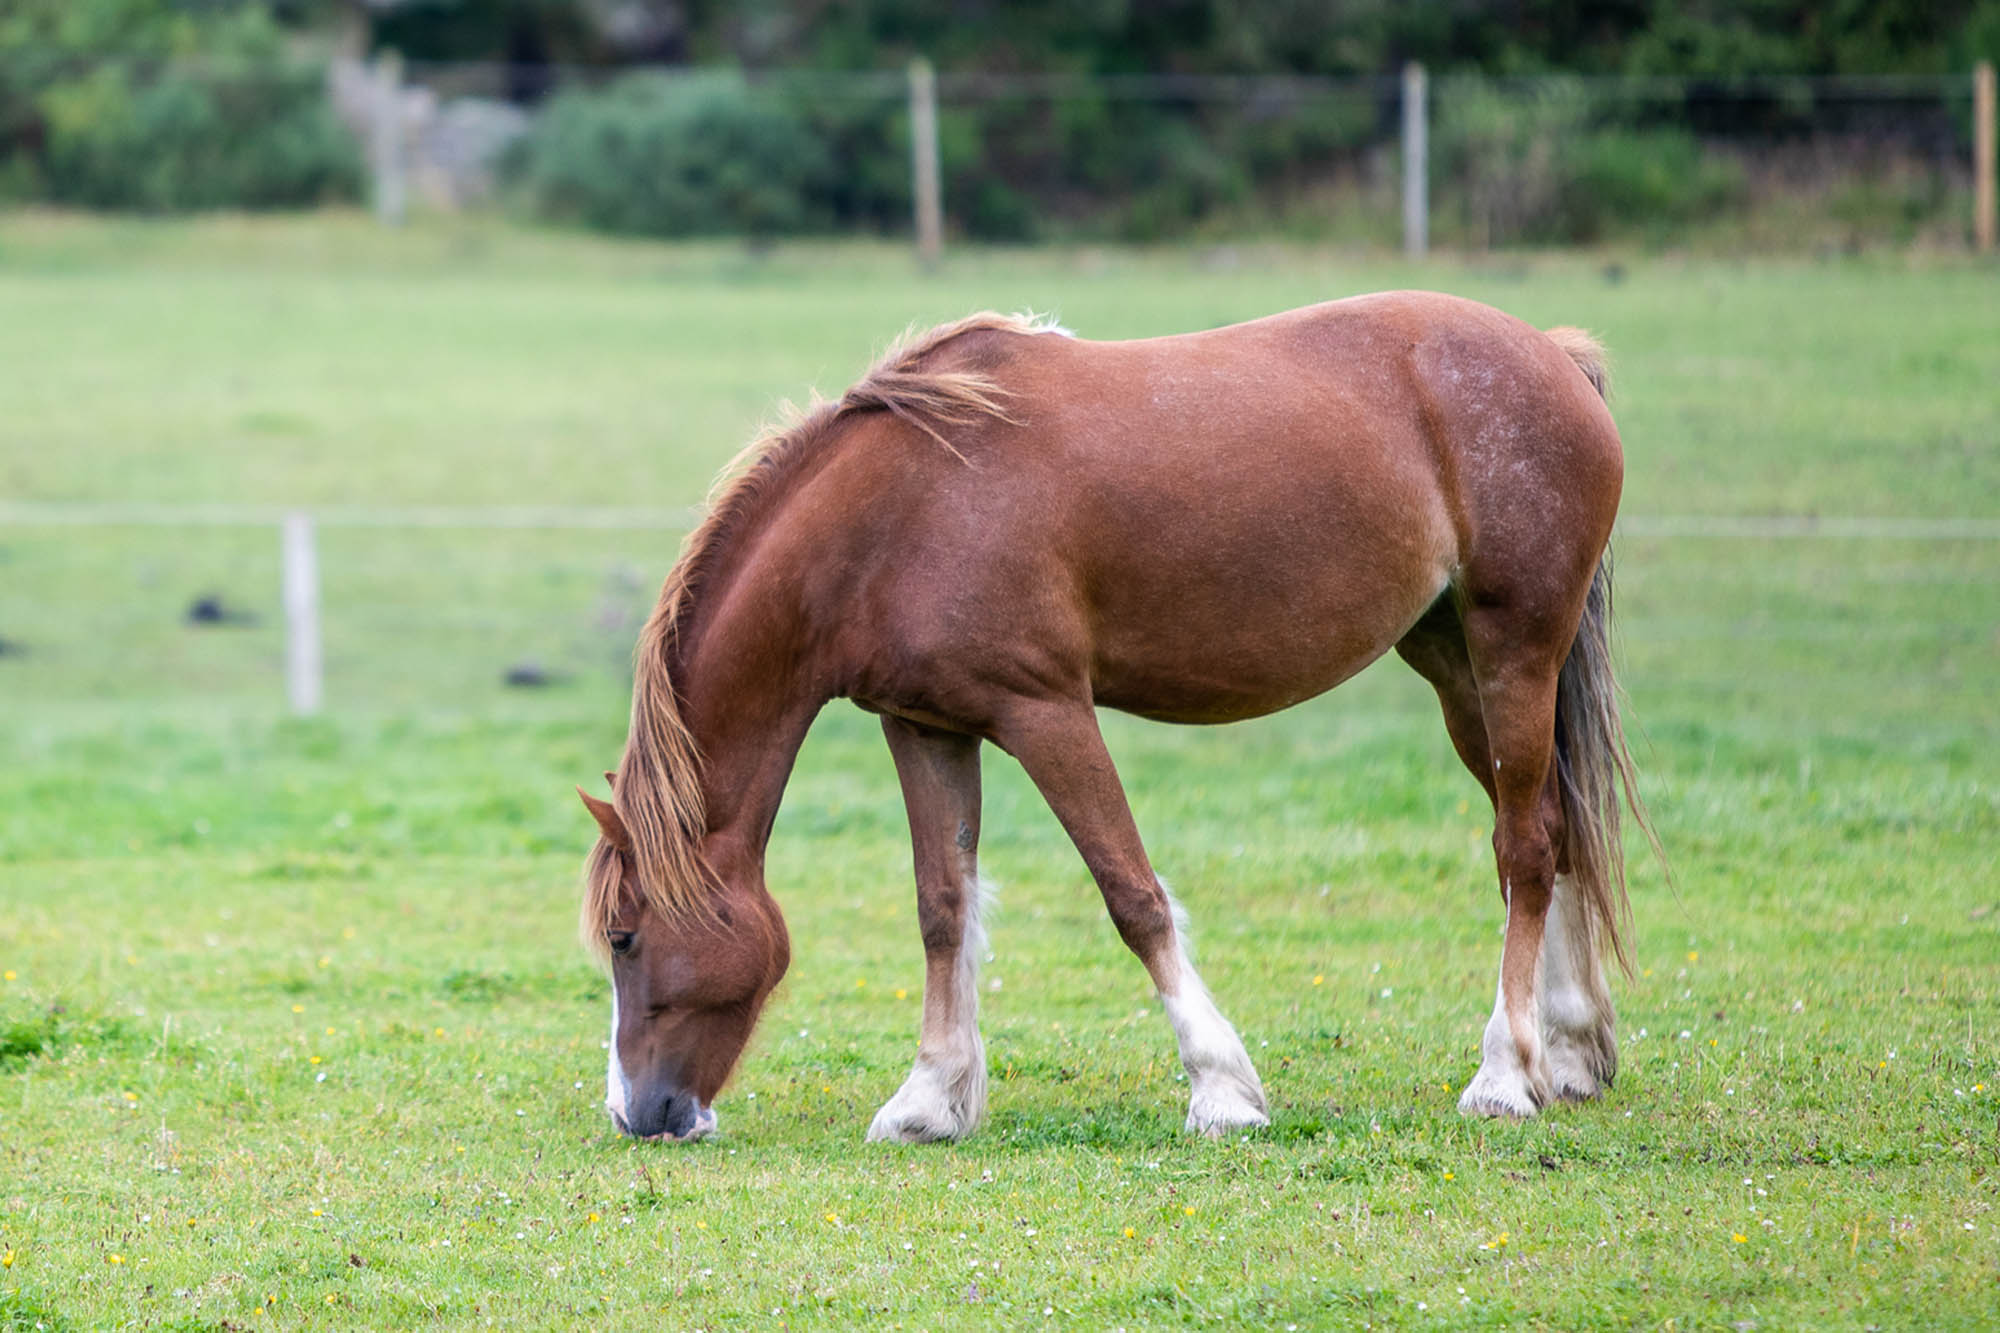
909 57 943 267
1402 61 1428 257
372 49 407 226
282 512 323 716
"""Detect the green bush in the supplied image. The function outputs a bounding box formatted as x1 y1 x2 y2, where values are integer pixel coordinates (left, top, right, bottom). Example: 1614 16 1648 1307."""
40 62 361 211
1437 80 1744 244
1 1 362 211
505 72 834 237
1560 129 1745 241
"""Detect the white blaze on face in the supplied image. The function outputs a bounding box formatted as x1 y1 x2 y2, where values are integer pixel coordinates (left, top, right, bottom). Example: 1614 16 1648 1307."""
604 986 630 1126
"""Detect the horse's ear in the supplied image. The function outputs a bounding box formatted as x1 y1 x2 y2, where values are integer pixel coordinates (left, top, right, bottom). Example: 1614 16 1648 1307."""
577 787 632 853
603 770 617 789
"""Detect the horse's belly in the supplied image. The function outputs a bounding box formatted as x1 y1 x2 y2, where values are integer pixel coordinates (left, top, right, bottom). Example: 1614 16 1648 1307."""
1086 545 1449 725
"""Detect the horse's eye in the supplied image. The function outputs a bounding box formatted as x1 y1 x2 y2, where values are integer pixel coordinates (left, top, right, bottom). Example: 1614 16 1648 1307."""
607 930 636 957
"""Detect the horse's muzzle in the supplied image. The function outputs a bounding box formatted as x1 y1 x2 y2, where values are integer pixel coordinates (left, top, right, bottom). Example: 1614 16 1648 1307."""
611 1094 717 1142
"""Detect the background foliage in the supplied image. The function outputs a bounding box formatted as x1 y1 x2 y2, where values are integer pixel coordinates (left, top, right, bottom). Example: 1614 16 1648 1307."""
366 0 2000 78
0 0 361 210
3 1 1996 241
504 71 835 237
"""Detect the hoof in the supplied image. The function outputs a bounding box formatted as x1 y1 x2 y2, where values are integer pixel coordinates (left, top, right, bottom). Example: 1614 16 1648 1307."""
866 1060 983 1144
1457 1066 1547 1119
866 1101 975 1144
1546 1024 1618 1103
1185 1070 1270 1137
1547 1044 1607 1102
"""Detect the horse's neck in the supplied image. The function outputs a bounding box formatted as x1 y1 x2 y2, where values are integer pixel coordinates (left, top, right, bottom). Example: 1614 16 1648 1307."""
673 546 827 870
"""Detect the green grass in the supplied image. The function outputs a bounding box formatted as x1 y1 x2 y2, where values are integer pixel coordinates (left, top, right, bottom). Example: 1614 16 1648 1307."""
1 212 1996 1330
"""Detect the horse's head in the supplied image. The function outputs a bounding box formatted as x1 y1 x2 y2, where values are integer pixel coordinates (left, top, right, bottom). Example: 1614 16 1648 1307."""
577 785 790 1142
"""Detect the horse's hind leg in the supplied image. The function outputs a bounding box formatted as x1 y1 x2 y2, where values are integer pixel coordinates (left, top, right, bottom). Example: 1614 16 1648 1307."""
1398 598 1614 1114
994 698 1268 1136
868 717 990 1143
1537 865 1618 1101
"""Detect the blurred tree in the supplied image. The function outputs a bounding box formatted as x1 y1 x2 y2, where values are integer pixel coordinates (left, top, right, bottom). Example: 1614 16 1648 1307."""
0 0 361 208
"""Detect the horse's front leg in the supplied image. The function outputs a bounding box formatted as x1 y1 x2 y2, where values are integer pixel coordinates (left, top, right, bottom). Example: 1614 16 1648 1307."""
867 717 990 1143
995 699 1268 1137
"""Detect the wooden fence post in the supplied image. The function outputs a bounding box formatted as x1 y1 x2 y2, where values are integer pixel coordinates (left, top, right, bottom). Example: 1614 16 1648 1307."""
1402 62 1428 258
372 49 407 226
1976 60 1996 255
283 512 323 716
909 57 943 267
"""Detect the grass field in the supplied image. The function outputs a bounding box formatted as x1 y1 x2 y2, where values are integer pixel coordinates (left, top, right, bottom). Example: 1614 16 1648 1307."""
2 212 1996 1330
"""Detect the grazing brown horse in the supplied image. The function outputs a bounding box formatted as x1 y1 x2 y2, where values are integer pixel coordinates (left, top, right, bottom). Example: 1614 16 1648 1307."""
577 292 1654 1144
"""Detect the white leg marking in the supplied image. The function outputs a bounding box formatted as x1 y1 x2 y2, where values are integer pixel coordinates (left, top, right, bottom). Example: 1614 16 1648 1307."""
1158 885 1268 1136
868 877 992 1144
1539 874 1618 1100
604 988 629 1127
1458 976 1544 1117
1458 893 1555 1119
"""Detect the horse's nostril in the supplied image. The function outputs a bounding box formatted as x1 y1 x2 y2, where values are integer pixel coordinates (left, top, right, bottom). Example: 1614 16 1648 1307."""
661 1094 699 1139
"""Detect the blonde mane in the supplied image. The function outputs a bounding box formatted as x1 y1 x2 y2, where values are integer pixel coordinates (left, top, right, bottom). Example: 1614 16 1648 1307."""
582 312 1055 947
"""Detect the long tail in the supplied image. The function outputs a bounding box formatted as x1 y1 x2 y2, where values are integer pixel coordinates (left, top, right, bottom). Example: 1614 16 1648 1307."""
1554 556 1660 977
1547 326 1663 978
